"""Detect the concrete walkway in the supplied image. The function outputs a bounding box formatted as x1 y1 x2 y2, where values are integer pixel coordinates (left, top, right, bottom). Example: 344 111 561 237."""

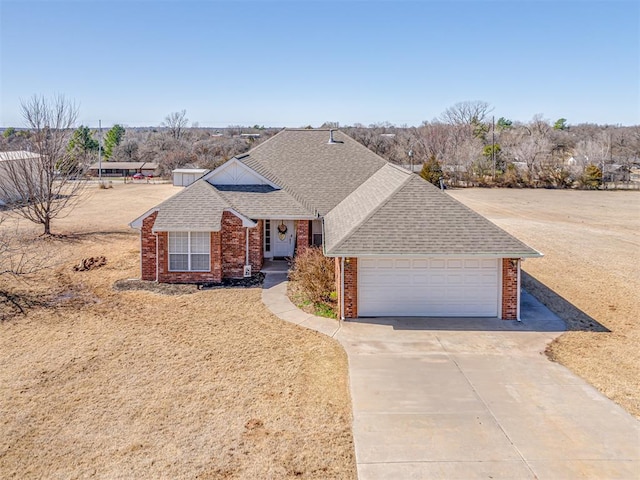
262 273 640 480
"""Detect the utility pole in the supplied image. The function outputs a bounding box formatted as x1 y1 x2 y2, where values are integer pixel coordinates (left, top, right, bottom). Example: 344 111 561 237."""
98 119 102 183
492 115 496 180
408 149 414 173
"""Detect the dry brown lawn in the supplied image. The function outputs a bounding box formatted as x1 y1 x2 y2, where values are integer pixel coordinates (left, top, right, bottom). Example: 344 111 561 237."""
450 188 640 417
0 184 356 479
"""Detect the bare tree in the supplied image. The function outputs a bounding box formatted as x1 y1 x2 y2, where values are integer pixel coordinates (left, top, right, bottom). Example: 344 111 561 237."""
0 95 86 235
162 110 189 140
574 134 610 172
111 139 140 162
439 100 492 126
503 130 552 183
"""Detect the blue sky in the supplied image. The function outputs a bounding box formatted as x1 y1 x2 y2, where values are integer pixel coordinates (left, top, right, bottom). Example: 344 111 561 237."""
1 0 638 128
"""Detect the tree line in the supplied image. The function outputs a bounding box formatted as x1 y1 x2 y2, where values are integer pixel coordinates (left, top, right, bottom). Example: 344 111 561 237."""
338 102 639 189
4 99 638 190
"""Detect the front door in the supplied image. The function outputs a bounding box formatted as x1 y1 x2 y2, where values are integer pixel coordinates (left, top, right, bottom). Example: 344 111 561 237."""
273 220 295 257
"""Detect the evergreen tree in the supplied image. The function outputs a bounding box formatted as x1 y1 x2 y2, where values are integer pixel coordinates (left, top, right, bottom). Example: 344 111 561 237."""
582 164 602 189
419 155 443 186
67 125 98 167
104 124 126 159
496 117 512 130
554 118 568 130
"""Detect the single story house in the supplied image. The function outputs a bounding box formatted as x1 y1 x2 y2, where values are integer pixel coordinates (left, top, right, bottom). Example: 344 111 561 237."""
88 161 159 177
131 129 541 320
172 168 210 187
603 164 631 183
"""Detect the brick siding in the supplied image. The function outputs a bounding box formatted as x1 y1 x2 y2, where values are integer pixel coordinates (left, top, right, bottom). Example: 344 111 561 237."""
295 220 310 254
157 231 223 283
248 219 264 274
221 212 264 278
335 257 358 318
139 210 263 284
501 258 519 320
140 211 158 281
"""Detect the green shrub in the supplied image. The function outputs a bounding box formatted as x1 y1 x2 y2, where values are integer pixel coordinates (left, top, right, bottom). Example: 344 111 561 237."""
419 155 444 186
579 164 602 190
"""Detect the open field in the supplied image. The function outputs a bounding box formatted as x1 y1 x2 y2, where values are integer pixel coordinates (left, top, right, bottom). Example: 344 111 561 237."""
0 184 356 479
450 188 640 417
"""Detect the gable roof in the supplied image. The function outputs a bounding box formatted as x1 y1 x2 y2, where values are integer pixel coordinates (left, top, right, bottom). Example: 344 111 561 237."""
325 171 541 258
204 157 278 187
151 180 254 232
324 163 410 253
236 129 387 216
130 128 541 260
214 184 315 219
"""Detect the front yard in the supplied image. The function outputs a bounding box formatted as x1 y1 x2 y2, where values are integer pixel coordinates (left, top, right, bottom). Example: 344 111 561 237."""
0 184 356 479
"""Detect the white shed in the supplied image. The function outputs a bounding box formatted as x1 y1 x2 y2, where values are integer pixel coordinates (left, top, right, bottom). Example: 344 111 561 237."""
172 168 209 187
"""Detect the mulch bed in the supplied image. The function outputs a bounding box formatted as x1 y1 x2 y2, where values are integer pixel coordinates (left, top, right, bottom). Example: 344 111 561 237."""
113 273 265 296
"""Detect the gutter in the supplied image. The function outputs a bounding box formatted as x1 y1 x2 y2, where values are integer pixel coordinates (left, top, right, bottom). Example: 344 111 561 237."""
340 257 345 321
517 259 522 321
323 252 543 259
245 227 250 267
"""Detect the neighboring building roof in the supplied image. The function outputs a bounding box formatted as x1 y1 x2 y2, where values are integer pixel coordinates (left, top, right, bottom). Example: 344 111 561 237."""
325 171 540 258
0 151 40 162
172 168 209 174
237 129 386 216
214 184 315 219
89 162 159 170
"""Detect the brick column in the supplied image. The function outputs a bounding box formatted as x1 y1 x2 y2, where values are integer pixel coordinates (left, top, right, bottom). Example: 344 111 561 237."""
140 211 158 281
221 211 245 278
211 231 222 282
295 220 310 254
502 258 519 320
157 232 168 280
248 220 264 273
335 257 358 318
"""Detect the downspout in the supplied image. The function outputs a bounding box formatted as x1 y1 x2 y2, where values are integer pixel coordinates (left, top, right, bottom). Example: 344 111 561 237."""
245 227 250 267
155 232 159 282
516 259 522 321
340 257 345 321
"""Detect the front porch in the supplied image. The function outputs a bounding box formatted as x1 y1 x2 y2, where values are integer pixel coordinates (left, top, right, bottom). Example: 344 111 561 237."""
261 259 292 274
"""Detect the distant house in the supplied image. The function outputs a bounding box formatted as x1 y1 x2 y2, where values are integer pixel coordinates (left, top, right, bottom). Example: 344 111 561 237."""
172 168 210 187
603 164 631 183
88 161 159 177
0 150 41 205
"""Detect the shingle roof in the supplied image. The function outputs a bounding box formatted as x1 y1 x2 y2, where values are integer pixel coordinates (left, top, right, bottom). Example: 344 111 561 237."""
324 163 410 253
0 151 41 162
89 162 158 170
325 173 541 258
238 129 386 216
214 185 315 219
135 129 540 259
152 180 230 232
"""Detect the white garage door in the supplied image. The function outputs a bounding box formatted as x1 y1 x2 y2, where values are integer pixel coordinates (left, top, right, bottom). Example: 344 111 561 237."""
359 258 499 317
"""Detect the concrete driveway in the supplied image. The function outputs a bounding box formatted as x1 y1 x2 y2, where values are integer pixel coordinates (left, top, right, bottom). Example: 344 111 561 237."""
262 274 640 479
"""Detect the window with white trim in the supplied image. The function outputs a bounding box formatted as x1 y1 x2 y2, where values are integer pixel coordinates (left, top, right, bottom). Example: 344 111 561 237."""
264 220 271 252
168 231 210 271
